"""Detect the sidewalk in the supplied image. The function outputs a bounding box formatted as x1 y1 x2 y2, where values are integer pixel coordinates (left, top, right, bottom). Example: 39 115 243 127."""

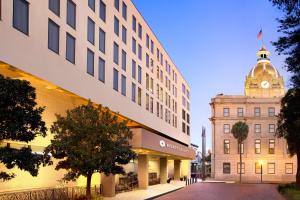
104 181 185 200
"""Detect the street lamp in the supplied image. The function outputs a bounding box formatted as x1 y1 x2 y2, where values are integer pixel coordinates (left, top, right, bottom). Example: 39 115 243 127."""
259 160 263 183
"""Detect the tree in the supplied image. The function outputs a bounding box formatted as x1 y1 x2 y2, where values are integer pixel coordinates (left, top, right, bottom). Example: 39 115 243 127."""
270 0 300 88
231 121 249 183
277 88 300 187
45 101 136 199
0 74 50 181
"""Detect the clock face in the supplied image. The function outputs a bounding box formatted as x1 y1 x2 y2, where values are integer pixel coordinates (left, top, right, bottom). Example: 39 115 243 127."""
261 80 270 89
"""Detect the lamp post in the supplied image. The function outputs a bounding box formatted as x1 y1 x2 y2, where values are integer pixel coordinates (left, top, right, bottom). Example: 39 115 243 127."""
259 161 263 183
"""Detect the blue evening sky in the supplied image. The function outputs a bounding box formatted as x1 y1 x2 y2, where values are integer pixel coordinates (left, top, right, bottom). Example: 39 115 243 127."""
132 0 290 151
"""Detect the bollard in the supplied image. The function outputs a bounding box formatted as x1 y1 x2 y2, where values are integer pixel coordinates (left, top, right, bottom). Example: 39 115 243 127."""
186 179 188 186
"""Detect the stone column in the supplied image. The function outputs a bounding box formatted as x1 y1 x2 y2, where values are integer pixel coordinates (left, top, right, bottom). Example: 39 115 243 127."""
101 173 115 197
174 160 181 180
138 154 149 189
160 157 168 184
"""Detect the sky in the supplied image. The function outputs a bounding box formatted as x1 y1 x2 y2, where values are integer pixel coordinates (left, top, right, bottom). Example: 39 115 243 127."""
132 0 290 151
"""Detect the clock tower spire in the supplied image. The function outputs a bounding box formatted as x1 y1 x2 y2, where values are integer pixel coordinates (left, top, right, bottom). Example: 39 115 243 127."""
244 46 285 98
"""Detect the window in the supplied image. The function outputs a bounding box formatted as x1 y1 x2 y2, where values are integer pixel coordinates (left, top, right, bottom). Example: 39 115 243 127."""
131 83 136 102
156 102 160 117
224 124 230 134
113 68 118 91
255 139 261 154
268 107 275 117
269 139 275 154
122 50 126 71
132 60 136 79
224 140 230 154
223 163 230 174
114 16 119 36
114 0 119 11
0 0 2 20
98 57 105 83
88 0 95 11
238 143 244 154
87 49 94 76
269 124 275 133
132 15 136 32
13 0 29 35
146 94 149 110
254 124 261 133
146 53 149 68
182 122 186 133
113 42 119 64
285 163 293 174
66 33 75 64
254 107 261 117
67 0 76 29
122 1 127 20
150 97 153 113
182 109 186 120
122 26 127 44
237 163 245 174
138 44 142 60
146 74 149 90
138 23 142 39
48 19 59 54
187 126 190 136
237 108 244 117
138 87 142 106
223 108 230 117
151 40 154 54
255 162 262 174
138 66 142 84
87 17 95 44
121 75 126 96
49 0 60 16
187 114 190 124
268 163 275 174
132 37 136 54
99 28 105 53
146 34 150 48
99 0 106 22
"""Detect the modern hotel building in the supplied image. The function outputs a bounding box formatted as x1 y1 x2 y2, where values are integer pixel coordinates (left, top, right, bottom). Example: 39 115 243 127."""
0 0 194 195
210 46 296 182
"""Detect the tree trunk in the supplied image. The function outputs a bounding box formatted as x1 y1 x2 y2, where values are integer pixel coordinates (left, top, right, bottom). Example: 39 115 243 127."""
239 142 242 184
296 153 300 189
86 172 92 200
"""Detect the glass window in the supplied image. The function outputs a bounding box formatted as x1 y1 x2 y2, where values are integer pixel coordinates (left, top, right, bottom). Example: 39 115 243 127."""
269 139 275 154
138 23 142 39
114 16 119 36
113 42 119 64
223 108 230 117
285 163 293 174
122 1 127 20
87 48 94 76
268 107 275 117
146 53 149 68
146 73 149 90
182 122 186 133
187 125 190 136
132 37 136 54
87 17 95 44
268 163 275 174
146 34 149 48
138 65 142 84
66 33 75 64
121 75 126 96
254 107 261 117
122 50 126 71
67 0 76 29
131 83 136 102
0 0 2 20
224 124 230 133
13 0 29 35
254 124 261 133
255 162 262 174
255 139 261 154
98 57 105 83
99 28 105 53
238 143 244 154
150 97 153 113
151 40 154 54
146 93 149 110
132 60 136 79
132 15 136 32
88 0 95 11
237 163 245 174
138 44 142 60
223 163 230 174
269 124 275 133
187 114 190 124
182 109 186 120
48 19 59 54
113 68 118 91
224 140 230 154
122 26 127 44
138 87 141 106
114 0 119 11
49 0 60 16
237 108 244 117
99 0 106 22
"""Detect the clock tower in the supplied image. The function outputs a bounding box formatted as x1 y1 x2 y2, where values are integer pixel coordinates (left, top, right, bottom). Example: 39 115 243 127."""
245 46 285 98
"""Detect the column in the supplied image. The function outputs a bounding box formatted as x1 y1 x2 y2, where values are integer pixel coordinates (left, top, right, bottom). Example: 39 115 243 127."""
101 173 115 197
160 157 168 184
174 160 181 180
138 154 149 189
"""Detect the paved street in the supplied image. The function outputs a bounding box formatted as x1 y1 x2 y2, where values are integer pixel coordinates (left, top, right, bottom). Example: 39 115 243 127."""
156 183 284 200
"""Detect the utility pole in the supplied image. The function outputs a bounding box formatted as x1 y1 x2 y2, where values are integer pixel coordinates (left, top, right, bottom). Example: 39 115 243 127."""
202 126 206 180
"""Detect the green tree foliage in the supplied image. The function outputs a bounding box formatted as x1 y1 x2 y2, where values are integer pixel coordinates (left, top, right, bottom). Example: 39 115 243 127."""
0 74 50 181
270 0 300 87
231 121 249 183
277 88 300 187
45 101 136 199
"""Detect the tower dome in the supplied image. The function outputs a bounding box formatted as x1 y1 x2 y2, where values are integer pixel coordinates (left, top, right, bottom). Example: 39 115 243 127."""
245 46 285 98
